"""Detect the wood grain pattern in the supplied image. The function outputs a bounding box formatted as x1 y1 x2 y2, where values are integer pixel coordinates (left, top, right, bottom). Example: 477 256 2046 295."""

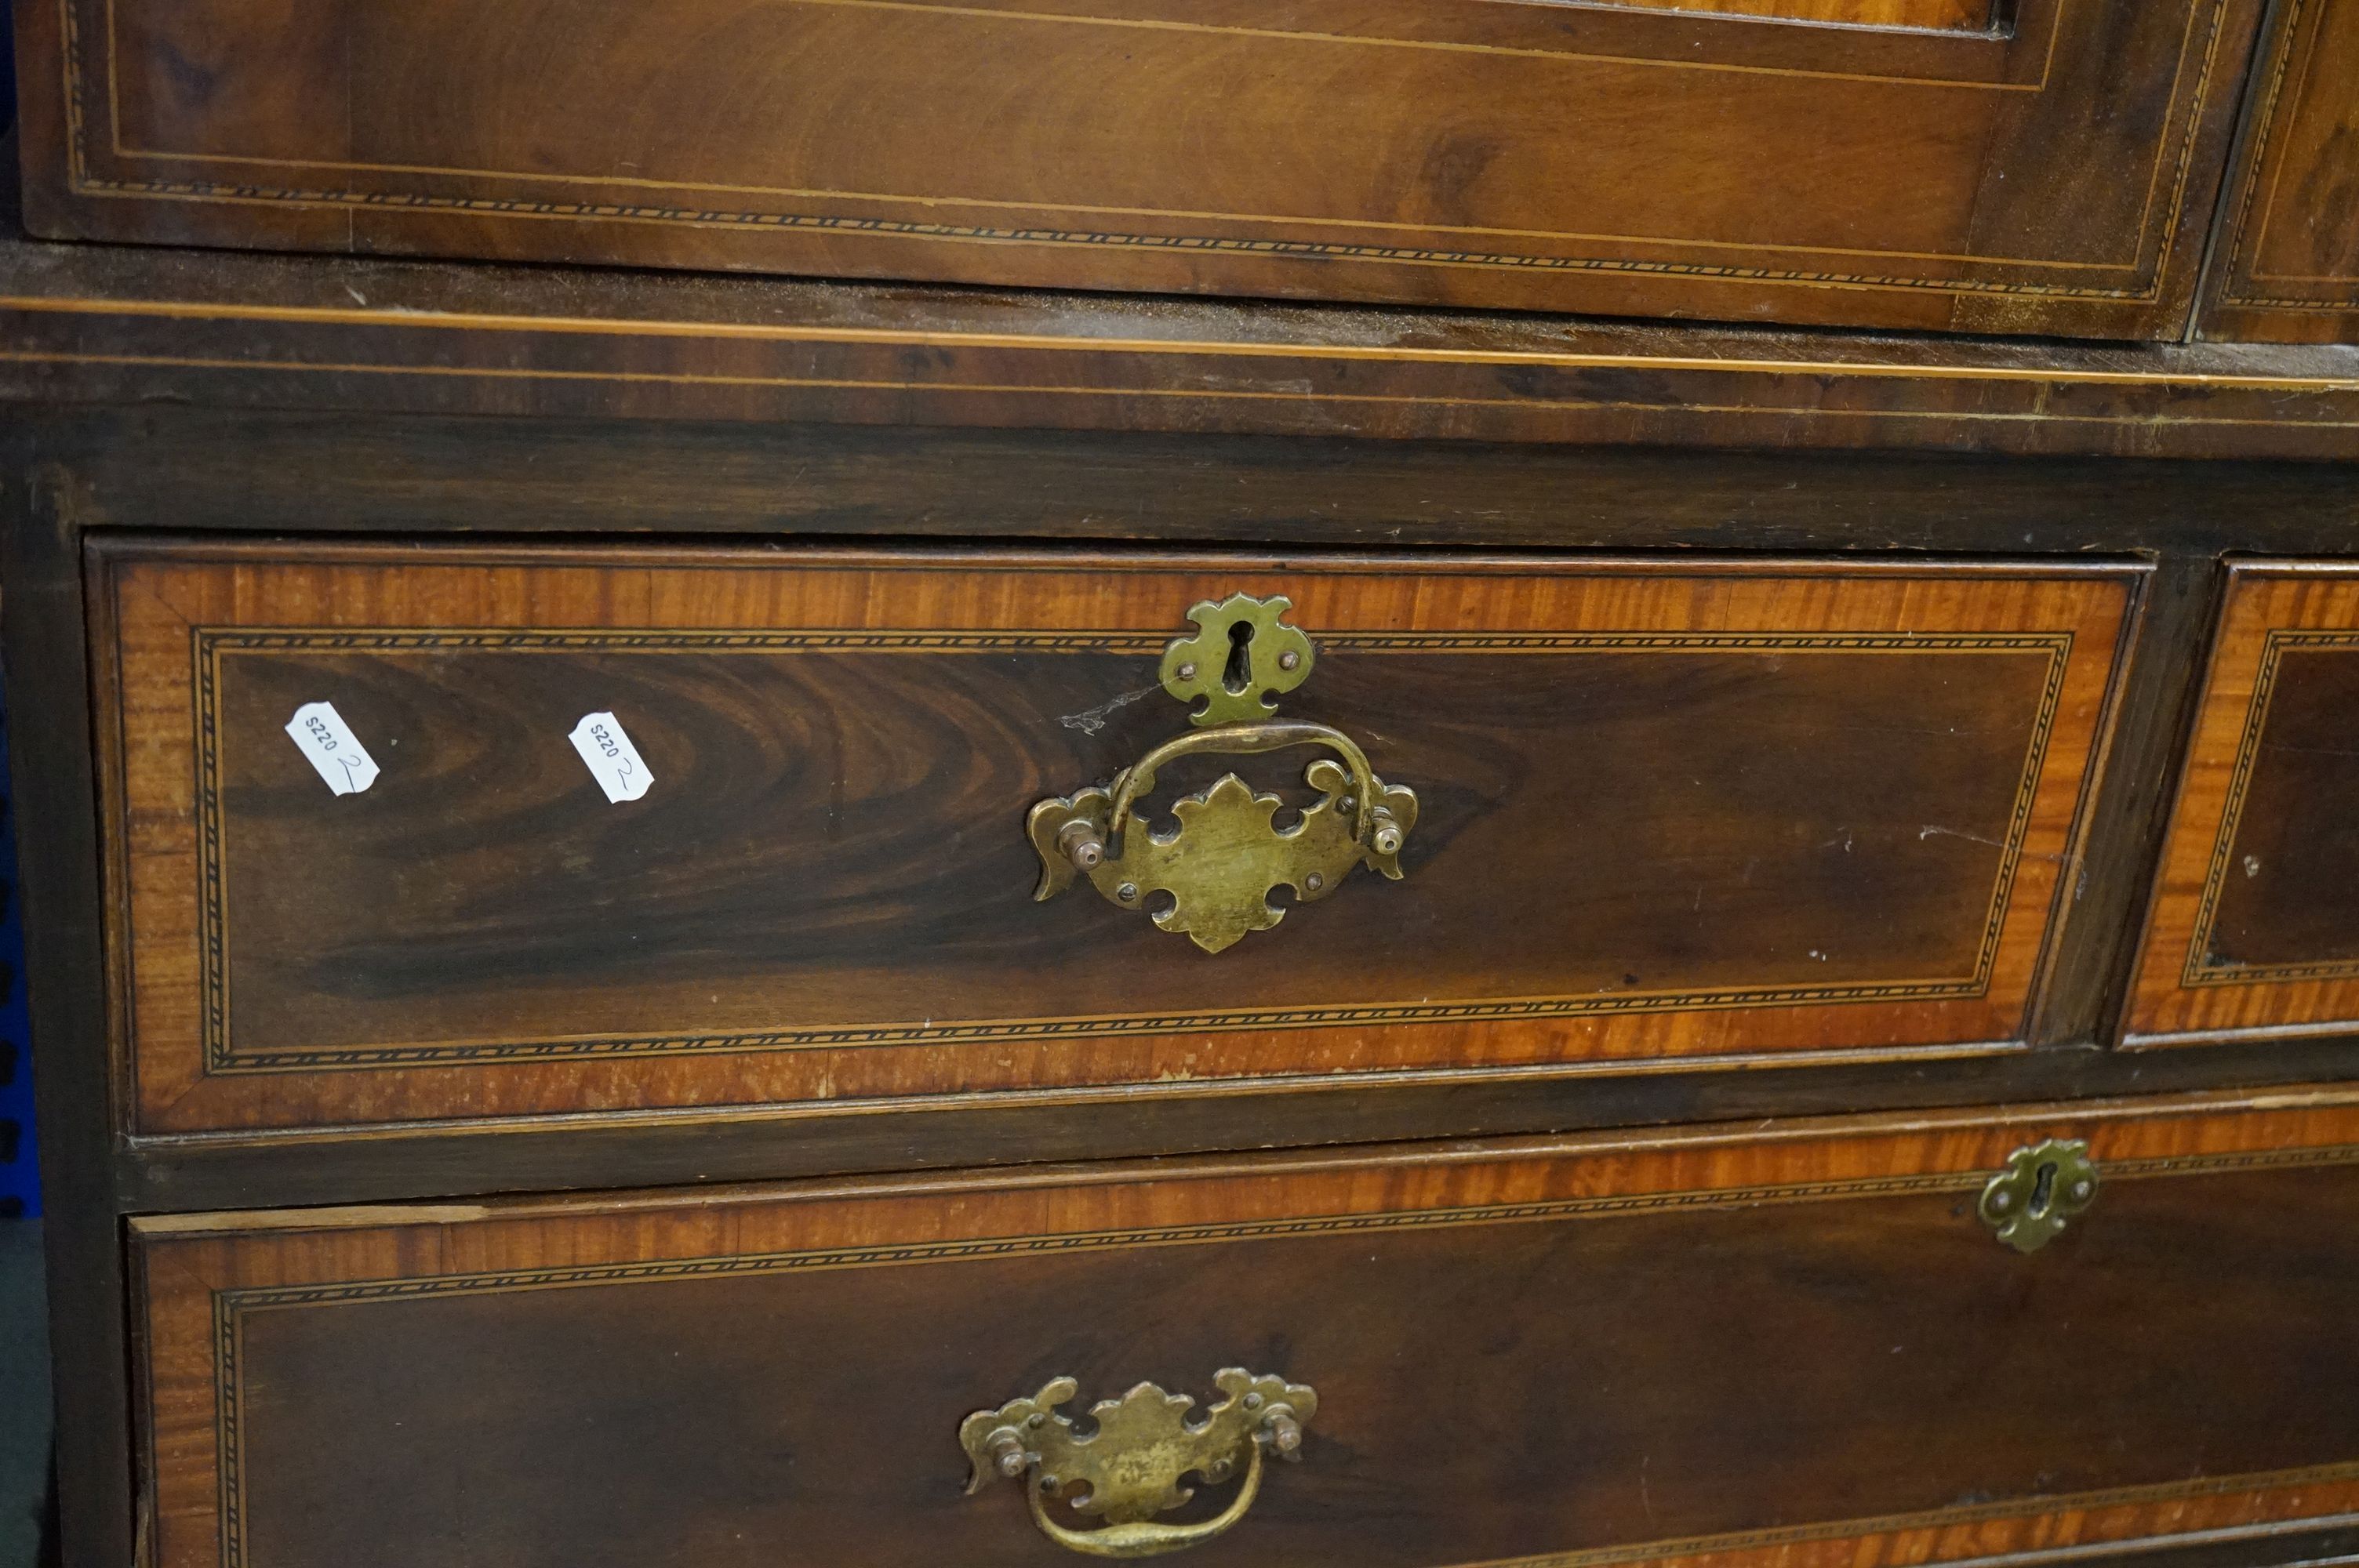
94 542 2138 1135
11 0 2258 336
2195 0 2359 343
132 1090 2359 1568
2128 561 2359 1044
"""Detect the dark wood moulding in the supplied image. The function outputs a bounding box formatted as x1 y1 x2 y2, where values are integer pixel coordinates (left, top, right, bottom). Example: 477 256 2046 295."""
0 159 2353 462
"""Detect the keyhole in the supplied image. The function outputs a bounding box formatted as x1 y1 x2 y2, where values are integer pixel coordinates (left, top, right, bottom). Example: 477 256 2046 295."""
2027 1160 2058 1218
1222 619 1256 695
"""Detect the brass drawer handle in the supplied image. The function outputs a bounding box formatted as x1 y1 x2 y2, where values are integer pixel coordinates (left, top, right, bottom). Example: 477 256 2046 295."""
1979 1138 2099 1254
1028 594 1417 953
959 1370 1318 1559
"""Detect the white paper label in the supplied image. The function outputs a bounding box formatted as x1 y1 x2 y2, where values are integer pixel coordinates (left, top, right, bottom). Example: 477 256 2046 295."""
282 702 380 797
569 711 654 803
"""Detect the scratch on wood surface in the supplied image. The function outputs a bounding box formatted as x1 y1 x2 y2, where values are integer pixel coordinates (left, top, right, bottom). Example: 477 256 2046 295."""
1060 683 1161 735
1921 823 2064 862
1919 823 2010 851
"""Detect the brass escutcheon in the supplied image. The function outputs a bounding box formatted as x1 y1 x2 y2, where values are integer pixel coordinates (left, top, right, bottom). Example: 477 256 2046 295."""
1979 1138 2099 1254
958 1370 1318 1559
1159 592 1315 727
1030 595 1416 953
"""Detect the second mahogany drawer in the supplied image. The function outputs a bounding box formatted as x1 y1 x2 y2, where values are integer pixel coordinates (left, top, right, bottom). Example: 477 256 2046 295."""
91 541 2139 1135
131 1091 2359 1568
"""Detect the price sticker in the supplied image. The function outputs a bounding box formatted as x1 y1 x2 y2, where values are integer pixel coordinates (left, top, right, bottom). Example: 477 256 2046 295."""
569 711 654 803
282 702 381 797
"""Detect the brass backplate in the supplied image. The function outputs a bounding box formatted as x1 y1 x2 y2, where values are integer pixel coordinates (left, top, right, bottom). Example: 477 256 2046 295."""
1029 756 1416 953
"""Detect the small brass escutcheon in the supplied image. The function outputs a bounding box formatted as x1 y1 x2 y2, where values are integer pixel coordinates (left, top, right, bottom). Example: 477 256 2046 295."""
959 1370 1318 1558
1030 596 1415 952
1979 1138 2099 1254
1159 593 1315 727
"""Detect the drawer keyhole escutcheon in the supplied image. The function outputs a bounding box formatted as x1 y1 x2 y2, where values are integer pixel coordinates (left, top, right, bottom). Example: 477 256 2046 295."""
1160 592 1315 726
1029 594 1416 953
1979 1138 2099 1254
959 1370 1318 1557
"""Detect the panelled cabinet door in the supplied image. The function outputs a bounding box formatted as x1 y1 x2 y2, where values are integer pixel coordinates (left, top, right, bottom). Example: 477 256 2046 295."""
2130 561 2359 1044
15 0 2259 336
133 1095 2359 1568
2196 0 2359 343
92 543 2139 1136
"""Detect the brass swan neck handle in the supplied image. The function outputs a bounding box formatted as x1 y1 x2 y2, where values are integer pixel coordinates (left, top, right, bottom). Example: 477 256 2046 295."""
1024 1439 1268 1559
1027 595 1416 953
960 1370 1318 1559
1105 720 1387 853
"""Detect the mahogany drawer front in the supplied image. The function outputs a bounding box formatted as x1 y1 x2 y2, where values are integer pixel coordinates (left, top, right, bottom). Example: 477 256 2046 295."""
2196 0 2359 343
93 543 2139 1135
17 0 2252 339
2129 561 2359 1044
134 1092 2359 1568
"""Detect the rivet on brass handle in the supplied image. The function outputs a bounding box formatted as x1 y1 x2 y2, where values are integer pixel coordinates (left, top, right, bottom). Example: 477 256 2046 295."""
1979 1138 2099 1254
959 1370 1318 1559
1028 595 1417 953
